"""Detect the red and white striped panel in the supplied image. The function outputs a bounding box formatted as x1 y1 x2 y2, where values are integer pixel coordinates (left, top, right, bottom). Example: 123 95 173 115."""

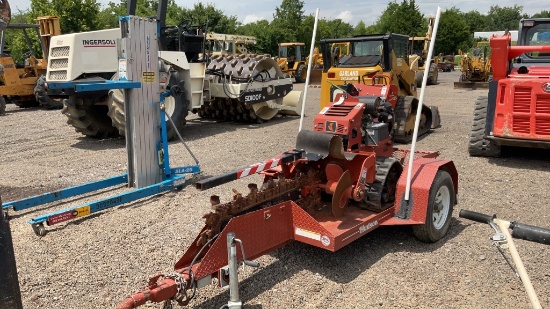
237 158 281 178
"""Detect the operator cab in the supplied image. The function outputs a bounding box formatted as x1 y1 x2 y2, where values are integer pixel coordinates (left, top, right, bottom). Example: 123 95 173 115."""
320 34 409 72
515 18 550 66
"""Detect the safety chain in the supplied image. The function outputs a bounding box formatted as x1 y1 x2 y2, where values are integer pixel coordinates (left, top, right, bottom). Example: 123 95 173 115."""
161 272 192 308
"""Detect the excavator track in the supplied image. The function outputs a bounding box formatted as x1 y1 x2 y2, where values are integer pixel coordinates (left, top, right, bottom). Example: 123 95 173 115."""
201 54 294 123
199 169 322 245
393 96 433 143
362 157 403 212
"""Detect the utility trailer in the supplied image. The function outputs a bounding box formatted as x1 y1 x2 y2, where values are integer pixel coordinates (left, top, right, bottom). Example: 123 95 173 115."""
116 78 459 309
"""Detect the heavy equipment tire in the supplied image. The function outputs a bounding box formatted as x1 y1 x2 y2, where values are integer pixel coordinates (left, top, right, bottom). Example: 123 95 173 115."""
62 95 118 138
0 95 6 115
107 71 189 140
468 96 501 157
0 96 5 115
14 100 39 108
294 64 307 83
427 63 438 85
415 71 424 88
412 170 455 243
34 75 62 109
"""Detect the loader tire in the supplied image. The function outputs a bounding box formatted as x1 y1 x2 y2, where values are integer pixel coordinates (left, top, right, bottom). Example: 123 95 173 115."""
62 95 118 138
294 64 307 83
427 63 438 85
415 71 424 88
468 96 501 157
412 170 455 243
0 96 5 115
34 75 62 109
107 71 189 140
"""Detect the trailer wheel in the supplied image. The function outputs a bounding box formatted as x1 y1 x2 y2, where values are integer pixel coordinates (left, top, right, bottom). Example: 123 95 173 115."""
412 170 455 243
468 96 501 157
35 74 63 109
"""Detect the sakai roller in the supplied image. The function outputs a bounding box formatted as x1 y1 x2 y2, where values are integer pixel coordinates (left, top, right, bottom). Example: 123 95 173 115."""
46 8 302 139
116 82 458 309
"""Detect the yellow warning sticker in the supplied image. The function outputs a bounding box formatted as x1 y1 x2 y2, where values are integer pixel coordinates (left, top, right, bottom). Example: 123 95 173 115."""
142 71 156 83
73 205 90 218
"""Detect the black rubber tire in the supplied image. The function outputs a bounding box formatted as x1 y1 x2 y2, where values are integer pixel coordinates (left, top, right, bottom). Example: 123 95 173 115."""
427 63 438 85
62 95 118 138
14 100 39 108
107 71 189 140
294 64 307 83
468 96 501 157
0 96 5 115
34 75 63 109
415 71 424 88
412 170 455 243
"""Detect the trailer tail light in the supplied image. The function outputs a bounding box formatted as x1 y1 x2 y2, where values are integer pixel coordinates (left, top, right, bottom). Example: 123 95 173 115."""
328 72 335 78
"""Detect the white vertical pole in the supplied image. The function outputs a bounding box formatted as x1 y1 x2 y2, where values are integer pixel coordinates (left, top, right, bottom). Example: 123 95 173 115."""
298 8 320 132
405 7 441 201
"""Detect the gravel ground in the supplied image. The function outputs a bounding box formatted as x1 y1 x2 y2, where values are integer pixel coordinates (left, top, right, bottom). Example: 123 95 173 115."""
1 71 550 309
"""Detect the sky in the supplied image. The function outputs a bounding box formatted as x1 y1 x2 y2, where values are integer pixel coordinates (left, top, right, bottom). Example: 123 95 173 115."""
11 0 548 27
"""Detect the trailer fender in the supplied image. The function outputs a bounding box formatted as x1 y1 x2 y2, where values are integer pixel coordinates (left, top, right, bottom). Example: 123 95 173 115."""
384 158 458 225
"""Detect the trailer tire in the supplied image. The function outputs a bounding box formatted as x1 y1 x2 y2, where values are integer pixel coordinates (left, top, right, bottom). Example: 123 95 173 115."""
294 64 307 83
412 170 455 243
62 95 118 138
107 71 188 140
0 96 5 115
34 75 63 109
468 96 501 157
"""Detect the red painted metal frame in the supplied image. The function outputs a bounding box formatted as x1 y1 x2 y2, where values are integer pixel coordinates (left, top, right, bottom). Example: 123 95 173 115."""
116 149 453 309
489 33 550 141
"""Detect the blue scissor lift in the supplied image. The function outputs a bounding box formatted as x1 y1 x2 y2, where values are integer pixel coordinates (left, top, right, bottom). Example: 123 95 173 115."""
2 16 200 236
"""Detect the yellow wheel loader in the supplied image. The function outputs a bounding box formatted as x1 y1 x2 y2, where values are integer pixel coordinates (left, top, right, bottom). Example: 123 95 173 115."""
276 42 308 83
0 6 62 110
319 33 441 143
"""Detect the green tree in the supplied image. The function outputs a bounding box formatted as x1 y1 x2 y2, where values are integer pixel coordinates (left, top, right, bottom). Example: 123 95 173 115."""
531 10 550 18
486 5 525 31
462 10 488 33
30 0 102 33
237 20 275 55
271 0 305 43
436 7 472 55
352 21 368 36
98 0 184 29
376 0 425 36
180 3 239 34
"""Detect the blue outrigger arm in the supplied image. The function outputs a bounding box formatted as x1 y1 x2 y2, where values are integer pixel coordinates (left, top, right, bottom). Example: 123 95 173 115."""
2 80 201 236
